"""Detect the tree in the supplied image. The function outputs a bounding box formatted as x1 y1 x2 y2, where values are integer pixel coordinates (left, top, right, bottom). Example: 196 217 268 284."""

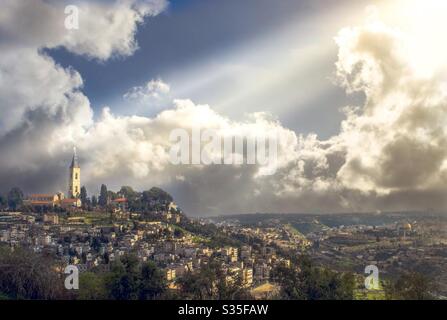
119 186 137 199
103 252 109 264
143 187 173 203
78 272 107 300
107 190 118 201
0 246 67 299
174 228 185 238
177 260 251 300
105 259 138 300
98 184 108 207
80 186 88 209
273 255 355 300
177 267 216 300
91 195 98 207
139 262 166 300
104 254 167 300
0 194 6 209
385 272 436 300
7 187 24 210
119 186 141 211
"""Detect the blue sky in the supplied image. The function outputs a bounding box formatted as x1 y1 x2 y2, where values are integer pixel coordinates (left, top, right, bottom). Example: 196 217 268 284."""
48 0 367 139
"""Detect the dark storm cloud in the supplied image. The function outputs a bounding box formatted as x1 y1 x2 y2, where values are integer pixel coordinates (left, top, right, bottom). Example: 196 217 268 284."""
0 108 76 194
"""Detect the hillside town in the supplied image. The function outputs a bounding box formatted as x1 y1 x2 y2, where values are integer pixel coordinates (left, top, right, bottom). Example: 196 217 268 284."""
0 151 288 298
1 151 446 299
213 212 447 298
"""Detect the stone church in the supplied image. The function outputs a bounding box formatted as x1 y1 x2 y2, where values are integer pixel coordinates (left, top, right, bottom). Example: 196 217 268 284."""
25 149 82 208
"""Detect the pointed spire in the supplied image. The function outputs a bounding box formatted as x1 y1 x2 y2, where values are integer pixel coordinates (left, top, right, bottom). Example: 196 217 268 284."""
70 147 80 168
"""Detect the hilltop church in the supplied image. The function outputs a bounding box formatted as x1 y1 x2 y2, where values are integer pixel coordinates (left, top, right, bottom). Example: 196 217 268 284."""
68 148 81 199
25 149 82 209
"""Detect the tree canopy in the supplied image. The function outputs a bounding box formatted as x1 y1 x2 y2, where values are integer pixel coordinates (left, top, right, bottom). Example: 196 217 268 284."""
7 187 24 210
98 184 108 207
0 246 67 299
385 272 435 300
272 255 355 300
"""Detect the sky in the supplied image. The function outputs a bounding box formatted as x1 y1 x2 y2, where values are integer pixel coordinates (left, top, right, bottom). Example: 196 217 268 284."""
1 0 447 216
48 0 367 138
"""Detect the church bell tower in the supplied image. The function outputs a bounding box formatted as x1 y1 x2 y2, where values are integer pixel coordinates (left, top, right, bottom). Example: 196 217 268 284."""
69 147 81 198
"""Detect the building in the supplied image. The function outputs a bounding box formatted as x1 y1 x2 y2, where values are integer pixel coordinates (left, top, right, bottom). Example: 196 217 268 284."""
170 263 188 278
43 213 59 224
254 263 271 282
165 268 176 281
24 192 66 208
112 198 128 212
396 222 412 240
60 198 82 209
24 150 81 208
24 194 60 207
168 202 178 211
222 247 238 262
68 147 81 198
241 246 252 259
250 282 280 300
241 268 253 287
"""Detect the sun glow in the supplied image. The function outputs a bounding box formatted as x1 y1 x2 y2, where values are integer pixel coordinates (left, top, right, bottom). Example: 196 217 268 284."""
378 0 447 77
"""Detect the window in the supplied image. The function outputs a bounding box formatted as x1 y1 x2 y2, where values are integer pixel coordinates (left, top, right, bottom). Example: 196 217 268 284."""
75 173 78 180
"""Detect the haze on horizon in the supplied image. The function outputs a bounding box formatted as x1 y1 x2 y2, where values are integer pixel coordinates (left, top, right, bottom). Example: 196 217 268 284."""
1 0 447 216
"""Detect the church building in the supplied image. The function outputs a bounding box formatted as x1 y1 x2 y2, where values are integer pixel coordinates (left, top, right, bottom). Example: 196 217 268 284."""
24 149 82 209
68 148 81 198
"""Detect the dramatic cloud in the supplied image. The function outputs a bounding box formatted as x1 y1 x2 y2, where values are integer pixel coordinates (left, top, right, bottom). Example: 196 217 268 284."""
0 0 169 193
123 79 171 111
124 79 170 101
334 21 447 198
2 1 447 215
0 0 168 59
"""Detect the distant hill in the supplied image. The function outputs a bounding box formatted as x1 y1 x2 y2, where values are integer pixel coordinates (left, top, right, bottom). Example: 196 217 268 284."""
211 211 446 234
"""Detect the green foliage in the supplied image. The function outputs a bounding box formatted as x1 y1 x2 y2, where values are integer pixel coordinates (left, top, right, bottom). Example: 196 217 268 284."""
139 261 166 300
175 219 241 248
207 234 242 248
83 185 176 213
0 193 7 208
106 262 139 300
177 260 252 300
104 254 166 300
144 187 173 203
80 186 89 208
119 186 142 211
385 272 436 300
78 272 107 300
115 186 175 213
91 195 98 207
0 292 10 300
107 190 118 201
273 255 355 300
99 184 108 207
7 187 24 210
0 245 167 300
0 246 67 299
119 186 138 199
173 228 185 238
